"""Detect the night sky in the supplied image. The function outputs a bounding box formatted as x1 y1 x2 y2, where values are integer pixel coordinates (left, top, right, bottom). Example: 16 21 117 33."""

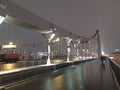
1 0 120 53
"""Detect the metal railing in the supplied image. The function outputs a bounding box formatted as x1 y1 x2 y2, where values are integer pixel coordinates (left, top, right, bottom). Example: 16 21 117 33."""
109 59 120 89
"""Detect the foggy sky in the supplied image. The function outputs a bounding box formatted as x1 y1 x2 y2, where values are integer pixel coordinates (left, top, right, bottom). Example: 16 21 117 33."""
0 23 46 45
2 0 120 53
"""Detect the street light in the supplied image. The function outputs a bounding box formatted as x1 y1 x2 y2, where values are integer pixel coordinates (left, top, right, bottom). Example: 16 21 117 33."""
48 33 55 42
52 37 60 42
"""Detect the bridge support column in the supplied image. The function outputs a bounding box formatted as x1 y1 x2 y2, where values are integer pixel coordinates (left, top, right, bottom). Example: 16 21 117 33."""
67 45 70 62
73 40 80 61
96 30 101 58
46 33 56 65
82 42 85 60
67 39 72 62
76 48 79 60
47 42 51 65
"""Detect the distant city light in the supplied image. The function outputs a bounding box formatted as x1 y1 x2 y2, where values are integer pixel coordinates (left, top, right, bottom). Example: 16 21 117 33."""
115 49 120 52
2 42 17 49
2 45 17 49
52 37 60 42
101 51 105 55
109 57 114 59
0 16 5 24
9 42 13 45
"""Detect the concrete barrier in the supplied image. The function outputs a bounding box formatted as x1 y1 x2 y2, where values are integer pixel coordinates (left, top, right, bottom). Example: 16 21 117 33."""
18 60 47 67
0 65 55 85
55 62 72 70
109 59 120 86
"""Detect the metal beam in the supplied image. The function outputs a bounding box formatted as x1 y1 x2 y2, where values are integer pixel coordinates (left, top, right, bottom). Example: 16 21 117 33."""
0 0 82 39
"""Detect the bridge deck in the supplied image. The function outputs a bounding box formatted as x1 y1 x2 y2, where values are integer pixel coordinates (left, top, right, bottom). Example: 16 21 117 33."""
4 59 116 90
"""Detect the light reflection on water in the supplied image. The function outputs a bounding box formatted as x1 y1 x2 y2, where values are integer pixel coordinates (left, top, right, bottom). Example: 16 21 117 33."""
0 63 18 71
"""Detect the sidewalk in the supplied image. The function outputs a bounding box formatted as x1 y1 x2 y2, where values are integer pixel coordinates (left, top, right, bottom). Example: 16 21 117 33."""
81 59 116 90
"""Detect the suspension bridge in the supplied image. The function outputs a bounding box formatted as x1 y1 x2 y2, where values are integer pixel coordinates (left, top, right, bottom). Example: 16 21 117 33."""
0 0 119 90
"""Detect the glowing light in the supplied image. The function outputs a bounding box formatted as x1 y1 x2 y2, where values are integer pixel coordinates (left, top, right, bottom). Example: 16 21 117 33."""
67 47 71 62
115 49 120 52
54 28 56 30
82 49 85 52
109 57 114 59
49 33 55 41
9 42 13 45
77 40 80 45
2 42 17 49
46 44 51 65
101 51 105 55
0 16 5 24
4 64 16 70
2 45 17 49
52 37 60 42
67 39 72 44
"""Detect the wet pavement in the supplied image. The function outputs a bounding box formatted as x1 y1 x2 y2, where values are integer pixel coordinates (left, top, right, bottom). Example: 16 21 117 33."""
0 59 66 71
0 63 19 71
4 59 115 90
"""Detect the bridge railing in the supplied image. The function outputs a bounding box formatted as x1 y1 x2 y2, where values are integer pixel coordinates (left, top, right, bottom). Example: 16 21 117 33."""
109 59 120 86
13 30 100 64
